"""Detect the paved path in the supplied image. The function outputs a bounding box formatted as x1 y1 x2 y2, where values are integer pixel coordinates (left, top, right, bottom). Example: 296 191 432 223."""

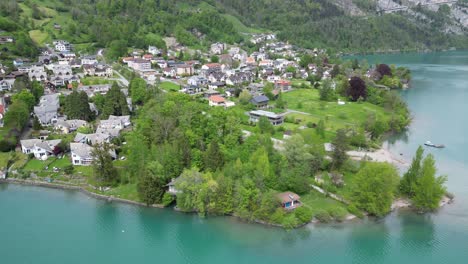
112 70 129 86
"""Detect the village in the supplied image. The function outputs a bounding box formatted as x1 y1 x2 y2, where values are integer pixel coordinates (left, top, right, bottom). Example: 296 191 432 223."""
0 32 347 177
0 26 425 228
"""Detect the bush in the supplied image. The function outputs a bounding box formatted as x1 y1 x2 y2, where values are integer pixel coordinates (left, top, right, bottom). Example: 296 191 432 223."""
314 210 332 223
294 206 313 224
281 213 299 229
327 207 347 222
162 192 175 206
0 139 16 152
306 122 315 128
347 204 364 218
64 165 74 175
270 208 286 224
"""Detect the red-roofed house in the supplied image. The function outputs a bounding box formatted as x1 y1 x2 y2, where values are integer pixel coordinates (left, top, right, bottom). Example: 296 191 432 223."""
208 95 226 107
275 80 292 91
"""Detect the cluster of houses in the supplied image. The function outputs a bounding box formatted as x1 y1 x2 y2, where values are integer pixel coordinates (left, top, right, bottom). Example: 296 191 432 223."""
20 115 130 165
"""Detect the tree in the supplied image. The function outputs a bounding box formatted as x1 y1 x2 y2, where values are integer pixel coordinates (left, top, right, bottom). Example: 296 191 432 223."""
347 77 367 101
211 55 219 63
412 154 447 212
102 83 130 118
12 90 35 111
175 168 218 215
316 119 326 138
351 162 400 216
376 64 392 78
331 64 340 78
92 143 118 185
31 81 44 103
275 92 286 109
238 89 252 105
129 77 147 105
137 162 167 205
319 79 336 101
400 146 424 196
107 39 128 60
4 101 29 130
32 116 42 130
352 59 360 70
204 140 224 172
331 129 348 169
64 91 94 121
258 116 274 134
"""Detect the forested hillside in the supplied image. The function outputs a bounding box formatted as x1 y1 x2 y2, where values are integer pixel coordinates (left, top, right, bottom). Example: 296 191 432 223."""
215 0 468 52
1 0 468 56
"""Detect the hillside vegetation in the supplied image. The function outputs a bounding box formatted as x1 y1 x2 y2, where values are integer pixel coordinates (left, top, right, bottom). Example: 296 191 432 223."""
1 0 468 58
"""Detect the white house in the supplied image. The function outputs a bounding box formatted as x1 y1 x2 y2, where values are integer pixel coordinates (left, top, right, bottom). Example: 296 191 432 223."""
148 46 161 56
81 56 98 65
34 93 60 126
20 139 62 160
70 142 94 166
0 79 15 91
210 42 226 55
128 59 151 72
53 40 71 52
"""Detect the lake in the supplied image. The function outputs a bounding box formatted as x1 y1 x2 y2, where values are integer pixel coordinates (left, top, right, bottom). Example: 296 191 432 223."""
1 51 468 263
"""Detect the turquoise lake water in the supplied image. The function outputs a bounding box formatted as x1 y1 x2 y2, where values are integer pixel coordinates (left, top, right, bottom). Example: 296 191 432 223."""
1 51 468 263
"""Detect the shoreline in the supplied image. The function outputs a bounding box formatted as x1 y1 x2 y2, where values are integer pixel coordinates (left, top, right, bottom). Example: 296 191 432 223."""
0 178 358 227
0 178 164 209
347 146 409 168
340 47 464 57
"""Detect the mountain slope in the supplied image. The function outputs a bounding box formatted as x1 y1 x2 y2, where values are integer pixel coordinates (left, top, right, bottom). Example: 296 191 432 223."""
1 0 467 57
215 0 468 52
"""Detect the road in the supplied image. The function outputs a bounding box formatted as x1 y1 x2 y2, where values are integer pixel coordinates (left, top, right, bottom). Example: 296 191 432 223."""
112 70 129 86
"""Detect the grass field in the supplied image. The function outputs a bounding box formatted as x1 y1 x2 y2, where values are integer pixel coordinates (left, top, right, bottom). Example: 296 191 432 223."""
222 14 264 34
300 190 349 217
282 89 390 132
29 30 50 45
160 81 181 92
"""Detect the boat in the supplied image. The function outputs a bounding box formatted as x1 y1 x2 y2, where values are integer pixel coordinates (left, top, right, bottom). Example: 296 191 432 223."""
424 141 445 148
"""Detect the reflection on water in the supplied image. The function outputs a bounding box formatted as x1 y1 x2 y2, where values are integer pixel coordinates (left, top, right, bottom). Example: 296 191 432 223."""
399 211 436 253
348 220 390 263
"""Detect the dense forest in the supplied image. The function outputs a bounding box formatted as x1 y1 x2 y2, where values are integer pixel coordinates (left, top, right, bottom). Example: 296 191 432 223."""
215 0 468 52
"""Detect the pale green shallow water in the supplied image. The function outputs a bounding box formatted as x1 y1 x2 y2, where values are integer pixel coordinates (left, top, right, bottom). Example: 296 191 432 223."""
1 51 468 264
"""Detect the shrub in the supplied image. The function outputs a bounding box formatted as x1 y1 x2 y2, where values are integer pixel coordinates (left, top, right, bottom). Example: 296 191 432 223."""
306 122 315 128
162 192 175 206
294 206 313 224
270 208 286 224
347 204 364 218
314 210 332 223
327 207 347 222
281 213 299 229
0 139 16 152
64 165 74 175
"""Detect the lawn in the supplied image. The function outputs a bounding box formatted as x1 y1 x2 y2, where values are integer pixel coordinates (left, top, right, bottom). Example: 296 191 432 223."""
48 157 72 169
160 81 181 92
81 77 111 85
105 183 140 201
23 159 51 172
0 152 11 170
29 30 50 45
300 190 349 217
282 89 390 131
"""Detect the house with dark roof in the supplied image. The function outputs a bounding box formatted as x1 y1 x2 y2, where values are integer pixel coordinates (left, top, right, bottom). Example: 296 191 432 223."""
250 95 269 109
249 110 284 125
